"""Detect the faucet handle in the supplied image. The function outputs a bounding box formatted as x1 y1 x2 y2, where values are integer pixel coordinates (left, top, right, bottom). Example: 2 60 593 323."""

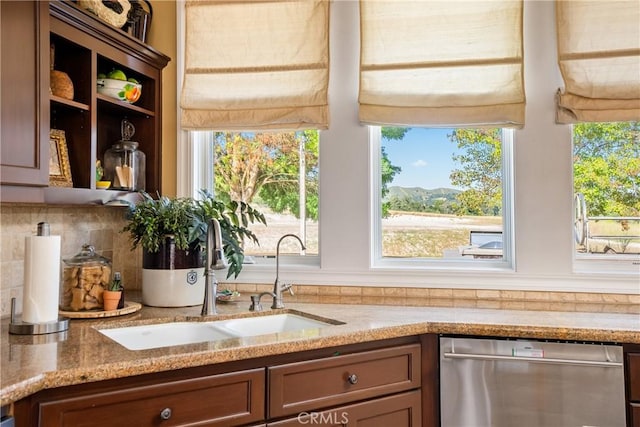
281 283 295 296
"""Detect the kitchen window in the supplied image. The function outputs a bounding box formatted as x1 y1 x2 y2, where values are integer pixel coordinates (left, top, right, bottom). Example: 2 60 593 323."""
371 126 514 270
572 121 640 273
183 130 319 261
177 1 638 292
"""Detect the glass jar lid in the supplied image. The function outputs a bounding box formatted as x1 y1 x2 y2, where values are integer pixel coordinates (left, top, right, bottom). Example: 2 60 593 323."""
63 244 111 266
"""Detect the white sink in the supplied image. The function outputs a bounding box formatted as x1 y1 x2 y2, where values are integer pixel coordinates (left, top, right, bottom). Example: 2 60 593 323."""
214 313 333 336
98 322 238 351
98 313 340 351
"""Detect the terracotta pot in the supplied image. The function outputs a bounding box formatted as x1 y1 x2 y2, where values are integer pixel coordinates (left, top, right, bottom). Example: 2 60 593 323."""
103 290 122 311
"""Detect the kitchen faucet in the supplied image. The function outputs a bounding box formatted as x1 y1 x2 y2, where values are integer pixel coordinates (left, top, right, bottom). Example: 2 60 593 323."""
201 218 228 316
271 234 306 309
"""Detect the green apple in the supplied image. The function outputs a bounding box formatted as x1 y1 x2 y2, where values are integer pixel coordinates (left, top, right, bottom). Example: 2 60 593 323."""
127 77 139 84
107 69 127 81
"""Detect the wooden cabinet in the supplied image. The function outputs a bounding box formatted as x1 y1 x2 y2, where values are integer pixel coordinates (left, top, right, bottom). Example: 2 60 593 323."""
0 1 50 201
268 391 422 426
27 368 265 427
626 346 640 427
14 337 431 427
0 0 169 204
268 344 421 419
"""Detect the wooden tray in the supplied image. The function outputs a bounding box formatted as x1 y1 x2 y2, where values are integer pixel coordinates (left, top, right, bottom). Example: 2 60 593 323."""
59 301 142 319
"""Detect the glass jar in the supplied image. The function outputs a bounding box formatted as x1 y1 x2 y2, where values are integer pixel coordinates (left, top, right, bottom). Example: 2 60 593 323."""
103 140 145 191
60 244 112 311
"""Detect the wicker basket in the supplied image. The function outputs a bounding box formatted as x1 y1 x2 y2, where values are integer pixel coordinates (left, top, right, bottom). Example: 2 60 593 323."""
50 70 74 100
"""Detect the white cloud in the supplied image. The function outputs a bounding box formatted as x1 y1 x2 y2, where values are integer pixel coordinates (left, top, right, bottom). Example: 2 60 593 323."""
412 159 427 167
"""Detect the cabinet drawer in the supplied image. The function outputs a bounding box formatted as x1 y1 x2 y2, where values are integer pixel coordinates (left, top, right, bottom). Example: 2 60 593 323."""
268 390 422 426
38 368 265 427
629 353 640 402
268 344 421 418
630 403 640 427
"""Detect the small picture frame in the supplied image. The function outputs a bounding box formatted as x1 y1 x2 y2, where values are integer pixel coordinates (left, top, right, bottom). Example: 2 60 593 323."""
49 129 73 187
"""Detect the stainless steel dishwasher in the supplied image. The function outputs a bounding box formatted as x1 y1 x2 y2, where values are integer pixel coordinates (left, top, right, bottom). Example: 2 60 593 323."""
440 336 625 427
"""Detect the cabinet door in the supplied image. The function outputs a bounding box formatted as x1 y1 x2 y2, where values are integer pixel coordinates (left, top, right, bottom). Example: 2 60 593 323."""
268 390 422 427
38 368 265 427
630 403 640 427
629 352 640 427
629 353 640 402
0 0 49 189
269 344 421 418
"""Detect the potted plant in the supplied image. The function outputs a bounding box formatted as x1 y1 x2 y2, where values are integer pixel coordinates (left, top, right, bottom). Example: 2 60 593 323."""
103 272 123 311
122 190 266 307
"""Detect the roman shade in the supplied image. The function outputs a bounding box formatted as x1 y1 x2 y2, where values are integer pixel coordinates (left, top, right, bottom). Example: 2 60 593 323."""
359 0 525 128
181 0 330 131
556 0 640 123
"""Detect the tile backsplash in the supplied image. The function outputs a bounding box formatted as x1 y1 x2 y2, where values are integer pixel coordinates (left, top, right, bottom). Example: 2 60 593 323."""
0 204 141 317
1 204 638 318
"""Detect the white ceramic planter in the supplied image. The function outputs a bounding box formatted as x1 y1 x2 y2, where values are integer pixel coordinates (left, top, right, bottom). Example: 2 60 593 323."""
141 267 205 307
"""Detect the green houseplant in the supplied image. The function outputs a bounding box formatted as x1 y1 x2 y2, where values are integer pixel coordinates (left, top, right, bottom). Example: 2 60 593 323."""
123 190 266 306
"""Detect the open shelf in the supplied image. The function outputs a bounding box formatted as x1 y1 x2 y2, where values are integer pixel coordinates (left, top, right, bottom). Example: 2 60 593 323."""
0 0 170 205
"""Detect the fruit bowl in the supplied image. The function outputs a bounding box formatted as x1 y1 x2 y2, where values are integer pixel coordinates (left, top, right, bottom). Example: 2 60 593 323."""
97 78 142 104
96 180 111 190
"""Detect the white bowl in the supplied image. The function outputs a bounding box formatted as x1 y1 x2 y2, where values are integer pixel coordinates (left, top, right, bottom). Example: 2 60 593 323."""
97 78 142 104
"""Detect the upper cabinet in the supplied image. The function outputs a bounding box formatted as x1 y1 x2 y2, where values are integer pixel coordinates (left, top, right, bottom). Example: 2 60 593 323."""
0 1 50 202
0 0 170 204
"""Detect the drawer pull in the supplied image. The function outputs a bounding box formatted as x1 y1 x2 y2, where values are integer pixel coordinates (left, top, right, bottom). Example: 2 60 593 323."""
347 373 358 385
160 407 172 420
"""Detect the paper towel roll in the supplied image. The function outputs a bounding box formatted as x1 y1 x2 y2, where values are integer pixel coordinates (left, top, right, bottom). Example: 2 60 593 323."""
22 235 61 324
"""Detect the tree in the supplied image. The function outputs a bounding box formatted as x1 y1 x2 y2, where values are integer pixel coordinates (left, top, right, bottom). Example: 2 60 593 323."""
381 127 408 216
213 131 320 220
573 122 640 217
258 131 319 220
449 129 502 215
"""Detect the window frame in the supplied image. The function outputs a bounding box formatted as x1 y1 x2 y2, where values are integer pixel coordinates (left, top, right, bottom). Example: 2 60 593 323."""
570 123 640 275
369 126 516 272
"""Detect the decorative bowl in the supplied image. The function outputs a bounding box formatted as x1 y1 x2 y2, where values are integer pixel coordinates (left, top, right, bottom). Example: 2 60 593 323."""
97 78 141 104
96 180 111 190
216 290 241 303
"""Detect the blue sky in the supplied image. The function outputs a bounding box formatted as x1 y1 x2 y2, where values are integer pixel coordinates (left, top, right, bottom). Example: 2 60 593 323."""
382 127 462 190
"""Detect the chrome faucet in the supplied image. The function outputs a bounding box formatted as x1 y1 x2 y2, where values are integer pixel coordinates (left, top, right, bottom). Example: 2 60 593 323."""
201 218 228 316
271 234 306 309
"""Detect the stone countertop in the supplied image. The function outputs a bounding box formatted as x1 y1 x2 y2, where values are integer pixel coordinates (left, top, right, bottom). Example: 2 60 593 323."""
2 299 640 406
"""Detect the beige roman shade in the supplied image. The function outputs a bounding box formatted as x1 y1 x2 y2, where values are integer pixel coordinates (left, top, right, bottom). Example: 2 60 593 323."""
556 0 640 123
359 0 525 128
181 0 330 131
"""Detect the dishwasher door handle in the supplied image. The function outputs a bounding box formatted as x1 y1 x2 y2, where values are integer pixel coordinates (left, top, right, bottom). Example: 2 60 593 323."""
442 352 623 368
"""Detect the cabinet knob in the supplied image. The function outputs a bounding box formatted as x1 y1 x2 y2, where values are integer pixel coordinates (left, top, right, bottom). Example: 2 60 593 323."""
160 407 172 420
347 373 358 385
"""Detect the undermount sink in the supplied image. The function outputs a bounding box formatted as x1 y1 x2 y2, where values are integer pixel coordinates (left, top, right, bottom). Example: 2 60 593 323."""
214 313 334 336
98 321 238 351
98 313 341 351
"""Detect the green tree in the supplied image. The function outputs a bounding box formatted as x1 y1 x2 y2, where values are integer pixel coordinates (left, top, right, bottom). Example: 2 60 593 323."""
573 121 640 217
213 131 319 219
258 131 319 220
381 127 408 216
449 129 502 215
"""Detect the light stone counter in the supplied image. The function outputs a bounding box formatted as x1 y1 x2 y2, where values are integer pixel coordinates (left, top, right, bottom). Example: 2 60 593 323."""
2 298 639 406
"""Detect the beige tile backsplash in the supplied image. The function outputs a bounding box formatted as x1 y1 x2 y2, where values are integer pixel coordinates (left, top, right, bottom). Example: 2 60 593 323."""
0 204 141 317
1 204 639 318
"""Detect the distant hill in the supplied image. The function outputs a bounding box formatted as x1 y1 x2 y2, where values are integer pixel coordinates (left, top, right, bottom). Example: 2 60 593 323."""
384 186 461 214
385 186 460 203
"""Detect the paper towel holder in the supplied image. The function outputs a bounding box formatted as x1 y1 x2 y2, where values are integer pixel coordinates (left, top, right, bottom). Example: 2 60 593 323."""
9 297 69 335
